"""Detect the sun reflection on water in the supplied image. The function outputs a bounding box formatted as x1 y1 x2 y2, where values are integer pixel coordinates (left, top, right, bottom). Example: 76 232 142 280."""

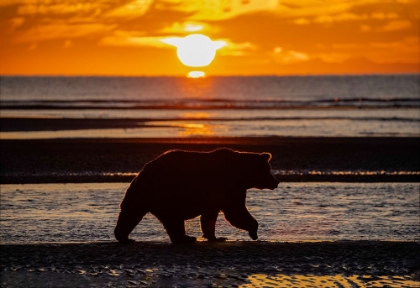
187 71 206 78
178 74 213 98
242 273 419 288
178 123 214 137
182 112 211 119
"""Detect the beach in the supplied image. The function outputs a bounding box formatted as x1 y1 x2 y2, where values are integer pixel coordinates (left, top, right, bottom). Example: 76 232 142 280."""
1 137 420 287
1 75 419 287
1 241 419 287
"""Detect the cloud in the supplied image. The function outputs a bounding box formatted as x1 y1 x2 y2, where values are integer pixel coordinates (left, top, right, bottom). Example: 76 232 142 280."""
287 3 404 25
314 12 368 23
156 0 278 21
159 22 218 34
98 31 169 48
380 20 412 32
98 31 255 59
273 47 309 63
10 17 25 30
371 12 399 19
153 0 201 13
0 0 28 6
315 52 351 63
18 2 99 15
218 40 257 56
369 37 419 62
104 0 154 19
293 18 310 25
274 1 357 19
13 23 116 42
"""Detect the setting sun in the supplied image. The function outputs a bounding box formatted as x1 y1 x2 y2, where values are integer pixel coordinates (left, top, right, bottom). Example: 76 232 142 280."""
161 34 226 67
0 0 418 75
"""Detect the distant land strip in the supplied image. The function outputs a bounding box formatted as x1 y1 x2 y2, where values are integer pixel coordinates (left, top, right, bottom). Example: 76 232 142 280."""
1 137 419 184
1 117 420 132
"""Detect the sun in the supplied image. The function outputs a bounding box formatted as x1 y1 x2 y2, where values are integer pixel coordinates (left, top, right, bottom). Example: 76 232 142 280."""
161 34 226 67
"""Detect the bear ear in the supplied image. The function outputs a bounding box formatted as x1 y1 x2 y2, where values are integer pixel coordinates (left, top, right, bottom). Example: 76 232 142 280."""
261 152 272 162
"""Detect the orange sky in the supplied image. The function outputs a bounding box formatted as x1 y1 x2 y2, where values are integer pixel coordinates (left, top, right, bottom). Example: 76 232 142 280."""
0 0 419 76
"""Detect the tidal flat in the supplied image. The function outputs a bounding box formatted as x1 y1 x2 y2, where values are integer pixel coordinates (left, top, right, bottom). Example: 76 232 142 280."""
1 182 419 286
1 241 419 287
1 182 419 243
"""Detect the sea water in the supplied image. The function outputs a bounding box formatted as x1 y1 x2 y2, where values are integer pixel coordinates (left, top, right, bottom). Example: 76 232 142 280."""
1 75 419 138
1 76 419 245
1 182 418 244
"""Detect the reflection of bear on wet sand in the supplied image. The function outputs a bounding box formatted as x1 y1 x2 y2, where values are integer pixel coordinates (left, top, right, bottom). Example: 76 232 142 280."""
115 148 279 244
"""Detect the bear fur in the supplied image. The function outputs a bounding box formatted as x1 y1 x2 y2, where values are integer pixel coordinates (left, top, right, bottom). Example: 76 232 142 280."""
114 148 279 244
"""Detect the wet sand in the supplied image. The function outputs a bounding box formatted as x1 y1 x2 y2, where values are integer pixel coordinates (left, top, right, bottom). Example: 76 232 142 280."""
1 137 419 183
1 137 419 287
1 241 419 287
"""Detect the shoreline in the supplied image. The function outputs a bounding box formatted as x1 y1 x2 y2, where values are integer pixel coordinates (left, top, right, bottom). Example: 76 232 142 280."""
1 241 419 287
1 137 419 184
2 173 419 184
0 112 419 132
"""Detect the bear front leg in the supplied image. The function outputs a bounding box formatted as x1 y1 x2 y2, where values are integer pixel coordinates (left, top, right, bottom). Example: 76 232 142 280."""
222 205 258 240
115 208 147 243
200 210 227 242
161 218 196 244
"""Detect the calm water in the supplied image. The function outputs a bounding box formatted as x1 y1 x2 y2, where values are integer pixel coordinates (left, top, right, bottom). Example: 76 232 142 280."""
1 75 419 138
1 182 419 244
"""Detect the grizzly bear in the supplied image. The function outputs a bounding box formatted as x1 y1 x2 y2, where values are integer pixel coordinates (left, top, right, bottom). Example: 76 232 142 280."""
114 148 279 244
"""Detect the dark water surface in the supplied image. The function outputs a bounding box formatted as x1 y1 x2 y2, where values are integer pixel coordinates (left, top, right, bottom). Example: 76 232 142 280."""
1 75 419 138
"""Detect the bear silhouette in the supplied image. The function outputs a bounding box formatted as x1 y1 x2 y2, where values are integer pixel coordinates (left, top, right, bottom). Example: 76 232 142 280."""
114 148 279 244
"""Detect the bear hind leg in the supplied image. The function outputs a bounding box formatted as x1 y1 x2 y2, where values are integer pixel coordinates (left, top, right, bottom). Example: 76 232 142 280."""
201 210 227 242
160 217 196 244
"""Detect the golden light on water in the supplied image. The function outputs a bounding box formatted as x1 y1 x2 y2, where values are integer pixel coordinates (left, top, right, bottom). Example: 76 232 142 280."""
179 123 214 137
187 71 206 78
242 273 419 288
182 112 210 119
161 34 226 67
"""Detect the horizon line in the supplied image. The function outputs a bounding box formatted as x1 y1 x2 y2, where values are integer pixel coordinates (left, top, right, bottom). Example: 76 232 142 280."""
1 72 419 78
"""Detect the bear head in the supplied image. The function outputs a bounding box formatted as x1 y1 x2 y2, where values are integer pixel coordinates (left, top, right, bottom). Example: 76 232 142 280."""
233 150 279 190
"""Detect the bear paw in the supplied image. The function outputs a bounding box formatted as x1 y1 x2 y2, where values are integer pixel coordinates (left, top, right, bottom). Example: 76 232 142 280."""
171 235 197 244
249 231 258 240
208 237 227 242
117 238 136 244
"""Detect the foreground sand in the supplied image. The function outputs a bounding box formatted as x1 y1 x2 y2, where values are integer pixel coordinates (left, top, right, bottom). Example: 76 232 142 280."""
1 241 419 287
1 137 419 183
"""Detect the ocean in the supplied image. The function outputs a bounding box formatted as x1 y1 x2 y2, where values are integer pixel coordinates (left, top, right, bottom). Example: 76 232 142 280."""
1 75 419 244
1 75 419 138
